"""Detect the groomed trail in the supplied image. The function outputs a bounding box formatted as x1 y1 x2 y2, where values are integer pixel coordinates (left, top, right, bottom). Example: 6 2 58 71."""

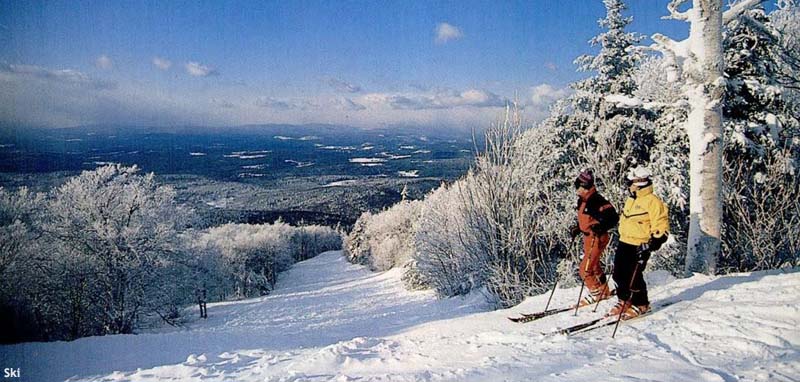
2 251 798 382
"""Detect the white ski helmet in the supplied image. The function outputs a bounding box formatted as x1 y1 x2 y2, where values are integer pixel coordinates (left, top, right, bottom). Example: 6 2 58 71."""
627 166 652 186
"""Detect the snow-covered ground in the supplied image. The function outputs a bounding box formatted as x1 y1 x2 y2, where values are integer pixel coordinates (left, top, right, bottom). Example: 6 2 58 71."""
2 251 798 382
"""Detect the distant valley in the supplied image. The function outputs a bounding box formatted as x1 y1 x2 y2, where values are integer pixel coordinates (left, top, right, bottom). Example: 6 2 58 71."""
0 124 477 227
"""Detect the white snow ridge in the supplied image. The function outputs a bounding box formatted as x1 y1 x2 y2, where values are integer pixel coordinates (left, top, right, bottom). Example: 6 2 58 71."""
2 251 798 382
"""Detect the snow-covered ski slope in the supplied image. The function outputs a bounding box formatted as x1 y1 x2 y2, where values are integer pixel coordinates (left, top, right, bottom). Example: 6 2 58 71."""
2 251 798 382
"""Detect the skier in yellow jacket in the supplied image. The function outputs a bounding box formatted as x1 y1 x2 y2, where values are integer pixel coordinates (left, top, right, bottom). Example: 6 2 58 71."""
608 166 669 320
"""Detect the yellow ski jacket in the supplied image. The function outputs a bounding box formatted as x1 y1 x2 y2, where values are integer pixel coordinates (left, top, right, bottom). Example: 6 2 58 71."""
618 185 670 246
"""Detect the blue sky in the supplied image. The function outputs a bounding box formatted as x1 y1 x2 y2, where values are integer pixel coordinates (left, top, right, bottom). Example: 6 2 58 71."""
0 1 702 130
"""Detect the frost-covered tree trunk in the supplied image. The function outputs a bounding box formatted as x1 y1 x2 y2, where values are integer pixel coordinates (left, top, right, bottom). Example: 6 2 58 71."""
653 0 760 275
685 0 724 275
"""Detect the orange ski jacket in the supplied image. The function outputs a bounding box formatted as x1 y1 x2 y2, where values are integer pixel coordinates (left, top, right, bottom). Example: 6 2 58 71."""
576 187 619 235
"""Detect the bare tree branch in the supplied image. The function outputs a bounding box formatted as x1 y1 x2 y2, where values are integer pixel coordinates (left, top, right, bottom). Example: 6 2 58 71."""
665 0 691 20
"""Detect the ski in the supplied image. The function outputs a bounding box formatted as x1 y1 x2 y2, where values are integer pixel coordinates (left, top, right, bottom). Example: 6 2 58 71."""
508 306 572 323
573 300 678 335
570 308 655 335
509 289 617 323
542 300 678 336
568 316 623 335
544 316 609 336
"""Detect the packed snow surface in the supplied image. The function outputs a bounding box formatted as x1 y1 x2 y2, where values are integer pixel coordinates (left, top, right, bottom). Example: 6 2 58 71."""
2 251 798 382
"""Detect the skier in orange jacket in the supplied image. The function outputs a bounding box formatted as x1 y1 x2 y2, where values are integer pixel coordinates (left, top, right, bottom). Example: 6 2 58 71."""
569 169 619 307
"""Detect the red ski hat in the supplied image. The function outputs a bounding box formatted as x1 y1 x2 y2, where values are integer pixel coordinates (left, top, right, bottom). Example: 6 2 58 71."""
574 169 595 189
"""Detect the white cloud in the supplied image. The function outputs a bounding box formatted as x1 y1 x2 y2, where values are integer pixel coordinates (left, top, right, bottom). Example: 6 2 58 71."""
545 62 558 71
360 88 507 111
255 97 315 111
212 98 236 109
95 55 112 70
0 63 212 128
530 84 569 106
152 57 172 70
185 61 218 77
0 62 513 130
336 97 367 111
0 63 116 90
327 78 362 93
435 22 463 44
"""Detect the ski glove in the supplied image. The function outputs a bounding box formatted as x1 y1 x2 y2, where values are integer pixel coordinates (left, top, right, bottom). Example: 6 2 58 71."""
637 233 669 263
649 233 668 252
569 225 581 239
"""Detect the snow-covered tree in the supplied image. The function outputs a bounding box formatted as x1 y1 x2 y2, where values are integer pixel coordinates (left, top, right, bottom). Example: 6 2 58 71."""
370 200 423 271
414 106 564 306
0 187 49 342
722 150 800 271
0 187 43 280
343 200 422 272
724 5 798 159
178 229 230 302
460 107 546 307
45 164 184 334
719 3 800 272
291 224 343 262
574 0 643 96
196 221 341 299
344 212 373 266
199 222 294 297
413 180 488 298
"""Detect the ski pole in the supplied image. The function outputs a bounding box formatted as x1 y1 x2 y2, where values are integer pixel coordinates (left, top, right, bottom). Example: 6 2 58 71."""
612 261 641 338
592 274 606 313
544 281 558 312
571 235 584 316
574 234 596 316
574 279 585 316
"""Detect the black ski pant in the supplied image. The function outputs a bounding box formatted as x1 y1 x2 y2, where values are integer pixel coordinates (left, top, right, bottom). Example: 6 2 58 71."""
613 241 650 306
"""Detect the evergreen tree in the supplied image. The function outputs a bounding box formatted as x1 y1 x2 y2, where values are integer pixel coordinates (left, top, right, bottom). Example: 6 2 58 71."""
720 4 800 272
724 6 798 159
546 0 652 205
574 0 643 97
344 212 372 265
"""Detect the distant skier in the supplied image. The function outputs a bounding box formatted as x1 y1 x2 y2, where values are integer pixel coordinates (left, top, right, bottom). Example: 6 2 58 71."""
608 166 669 320
569 169 619 307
